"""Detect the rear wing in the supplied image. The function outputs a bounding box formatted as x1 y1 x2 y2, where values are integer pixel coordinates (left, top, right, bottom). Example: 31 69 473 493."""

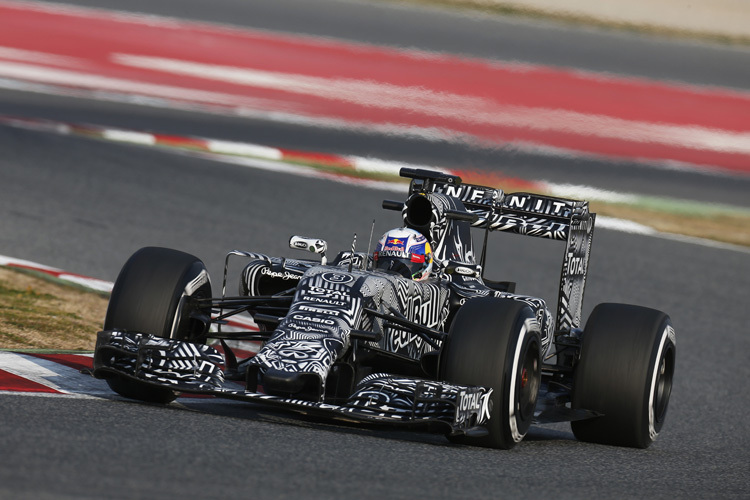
401 168 595 333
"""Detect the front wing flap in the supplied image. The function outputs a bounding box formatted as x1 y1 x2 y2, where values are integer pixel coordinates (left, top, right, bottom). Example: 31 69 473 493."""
93 330 492 436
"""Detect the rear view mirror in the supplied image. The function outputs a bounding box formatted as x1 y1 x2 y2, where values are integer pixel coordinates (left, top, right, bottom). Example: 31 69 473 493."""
289 236 328 265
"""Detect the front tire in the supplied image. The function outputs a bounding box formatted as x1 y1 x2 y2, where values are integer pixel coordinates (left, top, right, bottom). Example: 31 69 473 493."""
572 303 676 448
102 247 212 403
440 298 542 449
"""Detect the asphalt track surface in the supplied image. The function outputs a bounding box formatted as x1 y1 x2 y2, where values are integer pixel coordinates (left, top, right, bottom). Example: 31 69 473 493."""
1 1 749 498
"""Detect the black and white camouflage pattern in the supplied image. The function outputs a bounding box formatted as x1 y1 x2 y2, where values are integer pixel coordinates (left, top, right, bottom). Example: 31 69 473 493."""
555 212 595 332
347 373 492 426
425 180 595 332
248 269 362 391
94 330 225 391
247 265 452 395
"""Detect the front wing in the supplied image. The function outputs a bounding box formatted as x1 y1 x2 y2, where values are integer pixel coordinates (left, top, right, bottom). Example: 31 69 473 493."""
93 330 492 437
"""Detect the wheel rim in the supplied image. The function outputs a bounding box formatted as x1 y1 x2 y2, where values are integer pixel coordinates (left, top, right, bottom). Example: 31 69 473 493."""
516 340 540 421
653 343 675 423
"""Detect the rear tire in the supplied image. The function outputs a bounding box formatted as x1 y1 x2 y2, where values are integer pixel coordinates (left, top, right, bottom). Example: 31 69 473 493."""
102 247 212 403
440 298 542 449
572 303 676 448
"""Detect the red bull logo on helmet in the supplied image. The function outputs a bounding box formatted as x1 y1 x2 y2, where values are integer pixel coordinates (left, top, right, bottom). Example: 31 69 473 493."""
381 237 408 253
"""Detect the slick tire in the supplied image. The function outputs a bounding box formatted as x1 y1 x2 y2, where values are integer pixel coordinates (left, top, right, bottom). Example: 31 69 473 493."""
572 303 676 448
103 247 212 404
440 297 542 449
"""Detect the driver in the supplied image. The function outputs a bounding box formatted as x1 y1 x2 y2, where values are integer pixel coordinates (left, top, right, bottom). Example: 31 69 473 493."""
373 228 433 281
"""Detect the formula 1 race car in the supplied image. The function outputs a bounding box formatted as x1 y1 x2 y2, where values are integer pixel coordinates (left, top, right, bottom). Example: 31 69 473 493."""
93 168 676 449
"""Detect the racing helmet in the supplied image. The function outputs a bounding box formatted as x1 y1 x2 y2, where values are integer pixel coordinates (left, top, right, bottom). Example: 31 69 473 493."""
373 228 433 281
